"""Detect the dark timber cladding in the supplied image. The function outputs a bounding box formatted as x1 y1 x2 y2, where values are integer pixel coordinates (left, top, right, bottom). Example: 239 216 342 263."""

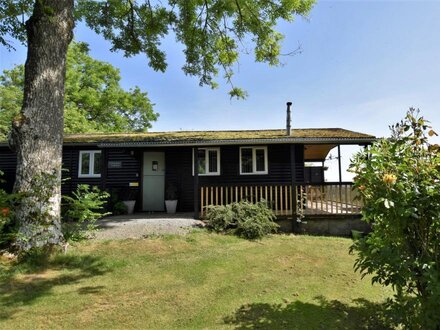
193 147 199 219
0 148 16 193
0 126 375 214
62 147 142 208
165 144 304 212
0 146 143 206
1 144 306 212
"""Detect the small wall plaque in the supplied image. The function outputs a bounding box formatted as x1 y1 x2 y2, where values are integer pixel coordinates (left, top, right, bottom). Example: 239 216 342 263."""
108 161 122 168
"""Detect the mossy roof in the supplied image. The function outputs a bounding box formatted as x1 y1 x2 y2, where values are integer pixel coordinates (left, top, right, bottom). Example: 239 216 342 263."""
63 128 375 145
0 129 375 147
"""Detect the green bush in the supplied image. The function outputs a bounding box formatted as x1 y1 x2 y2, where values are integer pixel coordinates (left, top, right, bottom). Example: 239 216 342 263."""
0 189 14 246
108 189 130 215
205 200 278 239
62 184 110 242
205 204 235 232
112 200 128 215
350 109 440 329
0 171 17 247
234 201 279 239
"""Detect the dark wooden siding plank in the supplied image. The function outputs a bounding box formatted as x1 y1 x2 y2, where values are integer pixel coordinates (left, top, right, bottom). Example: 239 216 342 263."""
0 147 17 193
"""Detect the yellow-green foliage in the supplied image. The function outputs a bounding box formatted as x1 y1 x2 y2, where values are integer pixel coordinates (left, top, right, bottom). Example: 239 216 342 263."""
350 108 440 328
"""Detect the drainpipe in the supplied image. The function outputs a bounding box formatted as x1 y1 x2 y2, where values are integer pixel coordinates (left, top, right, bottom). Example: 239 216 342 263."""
286 102 292 136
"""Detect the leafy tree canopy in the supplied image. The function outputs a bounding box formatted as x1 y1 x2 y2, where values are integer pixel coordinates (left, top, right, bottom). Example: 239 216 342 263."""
1 0 314 99
0 41 158 138
0 0 314 253
350 109 440 328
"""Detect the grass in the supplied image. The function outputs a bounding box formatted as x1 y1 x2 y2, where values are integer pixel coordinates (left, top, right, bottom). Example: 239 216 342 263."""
0 232 391 329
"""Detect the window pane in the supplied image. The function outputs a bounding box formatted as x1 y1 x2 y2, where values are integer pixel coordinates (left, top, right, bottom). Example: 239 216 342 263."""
81 153 90 175
208 150 218 173
93 152 102 175
241 148 253 173
256 149 265 172
197 149 206 174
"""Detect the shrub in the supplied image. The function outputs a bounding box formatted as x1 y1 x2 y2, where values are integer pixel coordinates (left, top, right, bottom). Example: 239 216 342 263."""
62 185 110 242
205 204 235 232
112 200 128 215
0 189 14 246
0 171 17 247
108 188 136 215
350 109 440 329
205 200 278 239
233 201 279 239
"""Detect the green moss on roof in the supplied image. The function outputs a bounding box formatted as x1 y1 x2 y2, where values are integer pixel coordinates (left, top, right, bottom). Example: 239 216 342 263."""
0 129 375 145
62 128 375 144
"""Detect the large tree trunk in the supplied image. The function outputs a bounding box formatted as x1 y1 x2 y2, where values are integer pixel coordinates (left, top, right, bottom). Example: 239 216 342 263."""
9 0 74 252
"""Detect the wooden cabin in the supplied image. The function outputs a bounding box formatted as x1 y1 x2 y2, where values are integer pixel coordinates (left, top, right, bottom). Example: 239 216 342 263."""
0 128 374 226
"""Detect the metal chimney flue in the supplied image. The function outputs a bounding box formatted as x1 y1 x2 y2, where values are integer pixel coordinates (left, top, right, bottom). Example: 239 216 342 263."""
286 101 292 136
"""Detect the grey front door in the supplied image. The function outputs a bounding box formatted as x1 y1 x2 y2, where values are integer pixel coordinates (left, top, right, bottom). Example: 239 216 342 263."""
143 152 165 211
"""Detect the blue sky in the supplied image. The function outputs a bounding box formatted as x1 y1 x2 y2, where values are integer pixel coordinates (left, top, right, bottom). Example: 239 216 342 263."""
1 0 439 180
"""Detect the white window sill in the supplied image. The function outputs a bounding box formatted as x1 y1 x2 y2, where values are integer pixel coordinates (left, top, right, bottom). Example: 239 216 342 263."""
78 174 101 178
194 173 221 176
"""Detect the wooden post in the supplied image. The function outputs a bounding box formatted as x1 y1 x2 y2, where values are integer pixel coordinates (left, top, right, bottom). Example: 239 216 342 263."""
200 187 204 217
337 145 342 183
338 145 344 212
193 147 199 219
290 144 297 231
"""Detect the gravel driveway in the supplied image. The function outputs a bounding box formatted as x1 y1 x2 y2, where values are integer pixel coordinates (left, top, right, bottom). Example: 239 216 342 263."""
94 213 205 240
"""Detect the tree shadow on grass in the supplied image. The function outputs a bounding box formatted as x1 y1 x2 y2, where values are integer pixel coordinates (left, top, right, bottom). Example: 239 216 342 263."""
0 253 112 320
224 295 391 330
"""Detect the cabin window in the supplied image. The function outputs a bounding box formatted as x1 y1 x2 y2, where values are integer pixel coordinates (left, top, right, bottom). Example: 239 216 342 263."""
79 150 102 178
193 148 220 176
240 146 268 175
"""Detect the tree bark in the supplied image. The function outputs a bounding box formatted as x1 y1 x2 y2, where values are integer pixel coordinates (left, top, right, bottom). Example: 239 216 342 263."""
9 0 74 252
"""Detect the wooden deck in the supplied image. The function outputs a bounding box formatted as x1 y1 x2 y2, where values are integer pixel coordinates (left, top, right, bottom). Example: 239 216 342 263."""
199 183 362 217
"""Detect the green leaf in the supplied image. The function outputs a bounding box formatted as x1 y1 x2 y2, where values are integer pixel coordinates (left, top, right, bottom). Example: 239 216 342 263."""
384 199 394 209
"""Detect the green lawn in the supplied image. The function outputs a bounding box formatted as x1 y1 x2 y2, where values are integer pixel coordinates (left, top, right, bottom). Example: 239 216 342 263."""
0 232 391 329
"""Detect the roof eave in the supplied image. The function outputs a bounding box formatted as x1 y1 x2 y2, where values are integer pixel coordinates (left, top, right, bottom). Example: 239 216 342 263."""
0 137 376 149
96 137 376 148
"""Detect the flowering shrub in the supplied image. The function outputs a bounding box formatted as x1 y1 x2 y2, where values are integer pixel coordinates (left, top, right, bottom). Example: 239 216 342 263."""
0 171 16 246
350 109 440 328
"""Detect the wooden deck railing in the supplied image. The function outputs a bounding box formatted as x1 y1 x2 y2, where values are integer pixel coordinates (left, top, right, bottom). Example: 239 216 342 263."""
199 183 362 217
200 184 294 217
298 183 363 215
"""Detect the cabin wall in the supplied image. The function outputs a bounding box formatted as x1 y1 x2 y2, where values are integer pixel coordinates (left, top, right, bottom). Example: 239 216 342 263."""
62 147 101 195
304 166 325 183
0 146 143 209
62 147 142 207
165 144 304 212
0 144 305 213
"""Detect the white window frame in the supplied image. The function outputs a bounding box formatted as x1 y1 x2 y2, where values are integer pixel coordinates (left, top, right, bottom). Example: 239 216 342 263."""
192 148 221 176
239 146 268 175
78 150 102 178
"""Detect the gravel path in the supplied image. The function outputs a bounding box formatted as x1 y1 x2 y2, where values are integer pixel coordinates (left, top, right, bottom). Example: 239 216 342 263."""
94 213 205 240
